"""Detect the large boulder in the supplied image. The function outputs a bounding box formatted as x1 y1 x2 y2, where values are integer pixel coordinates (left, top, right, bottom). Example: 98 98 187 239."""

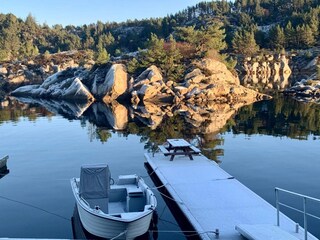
283 78 320 103
131 65 175 102
194 58 240 85
11 68 94 101
176 58 270 105
0 66 8 75
91 64 130 103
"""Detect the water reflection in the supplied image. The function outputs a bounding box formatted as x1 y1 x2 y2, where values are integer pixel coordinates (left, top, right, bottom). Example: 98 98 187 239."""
1 96 320 162
15 97 92 119
231 96 320 139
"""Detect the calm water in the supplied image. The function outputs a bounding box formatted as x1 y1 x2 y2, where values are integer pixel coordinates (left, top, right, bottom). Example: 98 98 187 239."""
0 96 319 239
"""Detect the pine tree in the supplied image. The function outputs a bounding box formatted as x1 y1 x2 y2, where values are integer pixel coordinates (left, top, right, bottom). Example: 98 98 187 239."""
232 28 259 55
127 57 140 75
96 46 110 64
300 24 316 47
162 35 184 82
175 26 198 44
140 33 166 67
284 21 296 48
269 25 285 50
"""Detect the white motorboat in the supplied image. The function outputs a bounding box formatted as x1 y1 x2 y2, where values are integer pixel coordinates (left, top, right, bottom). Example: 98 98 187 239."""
70 164 157 239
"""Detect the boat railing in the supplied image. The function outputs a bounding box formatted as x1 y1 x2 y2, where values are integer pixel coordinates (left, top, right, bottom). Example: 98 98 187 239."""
80 196 90 207
275 187 320 240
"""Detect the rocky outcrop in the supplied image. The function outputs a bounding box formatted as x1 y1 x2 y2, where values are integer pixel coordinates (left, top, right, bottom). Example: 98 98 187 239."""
283 79 320 103
0 50 95 94
194 58 240 85
91 64 130 103
131 65 175 103
283 53 320 103
174 58 269 105
10 57 269 106
240 54 292 90
11 68 94 101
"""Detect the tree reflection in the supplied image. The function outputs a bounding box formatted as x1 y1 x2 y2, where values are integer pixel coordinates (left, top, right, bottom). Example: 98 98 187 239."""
230 96 320 139
2 96 320 162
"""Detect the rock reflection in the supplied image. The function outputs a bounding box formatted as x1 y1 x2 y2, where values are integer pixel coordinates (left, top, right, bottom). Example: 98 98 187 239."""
15 97 92 119
87 101 128 130
3 95 319 162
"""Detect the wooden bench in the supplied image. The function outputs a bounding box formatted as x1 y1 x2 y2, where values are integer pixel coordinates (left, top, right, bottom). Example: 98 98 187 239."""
189 145 201 154
158 145 170 155
158 144 201 161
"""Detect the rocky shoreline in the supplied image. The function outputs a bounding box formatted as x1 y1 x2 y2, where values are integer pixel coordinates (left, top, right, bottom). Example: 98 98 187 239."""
10 55 270 108
2 49 319 105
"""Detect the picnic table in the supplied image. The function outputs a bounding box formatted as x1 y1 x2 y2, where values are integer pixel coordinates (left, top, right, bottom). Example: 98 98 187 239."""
158 139 201 161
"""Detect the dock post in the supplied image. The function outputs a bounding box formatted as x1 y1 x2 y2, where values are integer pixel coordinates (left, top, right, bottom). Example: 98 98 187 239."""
275 188 280 226
303 197 308 240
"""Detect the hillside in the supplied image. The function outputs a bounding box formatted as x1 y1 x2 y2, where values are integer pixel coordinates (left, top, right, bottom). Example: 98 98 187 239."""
0 0 319 62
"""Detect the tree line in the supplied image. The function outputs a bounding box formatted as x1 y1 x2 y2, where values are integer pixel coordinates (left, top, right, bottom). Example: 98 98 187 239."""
0 0 319 62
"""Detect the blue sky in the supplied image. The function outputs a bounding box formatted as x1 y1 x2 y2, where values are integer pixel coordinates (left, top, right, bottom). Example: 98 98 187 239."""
1 0 206 26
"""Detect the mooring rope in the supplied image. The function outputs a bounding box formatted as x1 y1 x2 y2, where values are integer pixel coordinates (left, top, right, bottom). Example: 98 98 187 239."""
110 230 127 240
149 229 218 237
157 191 183 204
139 167 158 178
0 194 70 221
148 183 167 189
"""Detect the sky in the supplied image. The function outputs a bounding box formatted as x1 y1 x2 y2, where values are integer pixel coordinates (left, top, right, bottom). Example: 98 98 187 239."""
1 0 206 26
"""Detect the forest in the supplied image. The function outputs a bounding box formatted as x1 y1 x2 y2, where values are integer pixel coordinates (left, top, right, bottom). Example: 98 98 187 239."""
0 0 319 63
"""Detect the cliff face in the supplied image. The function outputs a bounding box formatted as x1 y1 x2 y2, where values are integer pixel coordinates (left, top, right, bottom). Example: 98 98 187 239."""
239 54 292 91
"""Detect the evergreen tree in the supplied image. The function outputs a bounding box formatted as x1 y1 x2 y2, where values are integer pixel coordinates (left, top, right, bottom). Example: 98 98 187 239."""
269 25 285 50
199 21 227 54
96 47 110 64
162 35 184 82
140 33 166 67
297 24 316 48
175 25 198 44
127 57 140 75
284 21 296 48
232 28 259 55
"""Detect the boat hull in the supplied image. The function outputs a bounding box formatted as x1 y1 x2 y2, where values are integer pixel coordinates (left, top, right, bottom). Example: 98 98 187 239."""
71 174 157 240
0 155 8 169
77 201 153 239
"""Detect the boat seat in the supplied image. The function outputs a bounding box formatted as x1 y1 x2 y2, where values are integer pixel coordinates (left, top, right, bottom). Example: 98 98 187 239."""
127 188 145 212
109 188 127 202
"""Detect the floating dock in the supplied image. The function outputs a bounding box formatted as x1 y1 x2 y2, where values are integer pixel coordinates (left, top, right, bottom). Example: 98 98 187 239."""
145 152 317 240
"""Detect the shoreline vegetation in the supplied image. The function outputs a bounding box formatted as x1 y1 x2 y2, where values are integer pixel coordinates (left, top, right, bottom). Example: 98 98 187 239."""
0 0 319 102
